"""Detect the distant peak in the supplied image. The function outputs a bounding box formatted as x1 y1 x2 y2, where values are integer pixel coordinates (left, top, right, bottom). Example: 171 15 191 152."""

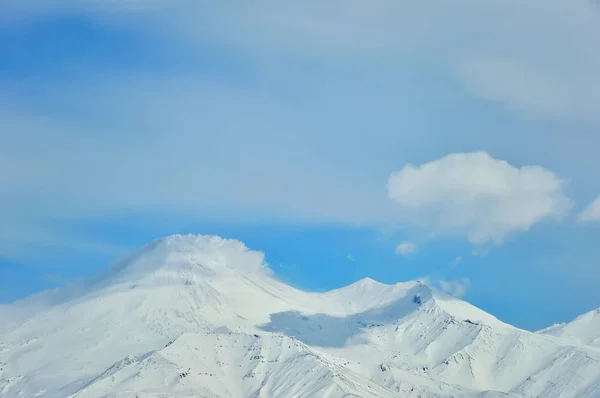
580 307 600 318
346 277 428 291
325 277 425 300
559 306 600 325
353 277 382 286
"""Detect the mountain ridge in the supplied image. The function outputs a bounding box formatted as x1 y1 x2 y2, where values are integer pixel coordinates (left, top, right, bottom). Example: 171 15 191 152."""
537 308 600 348
1 234 599 397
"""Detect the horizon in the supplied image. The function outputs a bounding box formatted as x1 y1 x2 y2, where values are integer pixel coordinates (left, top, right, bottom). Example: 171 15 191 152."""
2 1 600 332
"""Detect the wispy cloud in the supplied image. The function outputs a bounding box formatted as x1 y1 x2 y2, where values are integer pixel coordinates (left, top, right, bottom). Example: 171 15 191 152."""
579 195 600 223
396 241 417 256
43 0 598 125
1 1 599 262
438 278 471 298
449 256 463 267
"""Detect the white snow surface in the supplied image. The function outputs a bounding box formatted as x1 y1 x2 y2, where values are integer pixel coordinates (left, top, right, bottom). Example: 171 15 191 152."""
537 308 600 348
1 234 599 398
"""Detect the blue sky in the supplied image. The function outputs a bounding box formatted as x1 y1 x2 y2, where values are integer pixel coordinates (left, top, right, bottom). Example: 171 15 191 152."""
2 1 600 330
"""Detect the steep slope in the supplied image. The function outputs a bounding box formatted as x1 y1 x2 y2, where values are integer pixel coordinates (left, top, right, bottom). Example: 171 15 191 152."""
69 332 402 398
0 235 442 397
260 278 600 396
1 234 599 398
316 297 600 397
538 308 600 348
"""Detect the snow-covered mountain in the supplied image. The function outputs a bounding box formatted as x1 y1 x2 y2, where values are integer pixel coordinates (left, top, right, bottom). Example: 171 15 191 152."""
538 308 600 348
1 234 599 398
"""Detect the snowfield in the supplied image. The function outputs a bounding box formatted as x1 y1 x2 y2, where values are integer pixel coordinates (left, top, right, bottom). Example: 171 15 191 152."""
1 234 599 397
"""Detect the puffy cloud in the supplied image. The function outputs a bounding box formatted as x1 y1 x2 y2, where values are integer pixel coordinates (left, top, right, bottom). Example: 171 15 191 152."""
579 195 600 222
438 278 470 298
396 241 417 256
388 152 572 245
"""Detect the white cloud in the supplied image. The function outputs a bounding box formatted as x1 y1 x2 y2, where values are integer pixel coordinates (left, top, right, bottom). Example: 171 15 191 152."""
396 241 417 256
193 0 600 124
5 1 600 124
579 195 600 223
1 2 597 261
438 278 470 298
388 152 572 245
346 254 355 262
449 256 463 267
458 55 600 124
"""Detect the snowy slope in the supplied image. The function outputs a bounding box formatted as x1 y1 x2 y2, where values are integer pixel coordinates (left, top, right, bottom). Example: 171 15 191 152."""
538 308 600 348
71 332 401 398
1 234 599 398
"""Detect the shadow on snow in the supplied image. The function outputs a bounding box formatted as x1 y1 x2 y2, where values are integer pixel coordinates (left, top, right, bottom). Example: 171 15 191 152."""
258 285 429 348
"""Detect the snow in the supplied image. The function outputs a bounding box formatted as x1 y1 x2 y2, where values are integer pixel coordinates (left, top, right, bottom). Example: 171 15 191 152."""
1 234 599 397
538 308 600 348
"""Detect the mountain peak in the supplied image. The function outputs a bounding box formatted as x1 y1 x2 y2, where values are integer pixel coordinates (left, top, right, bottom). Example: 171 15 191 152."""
3 234 600 397
352 277 384 288
147 234 254 255
101 234 270 285
538 306 600 347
